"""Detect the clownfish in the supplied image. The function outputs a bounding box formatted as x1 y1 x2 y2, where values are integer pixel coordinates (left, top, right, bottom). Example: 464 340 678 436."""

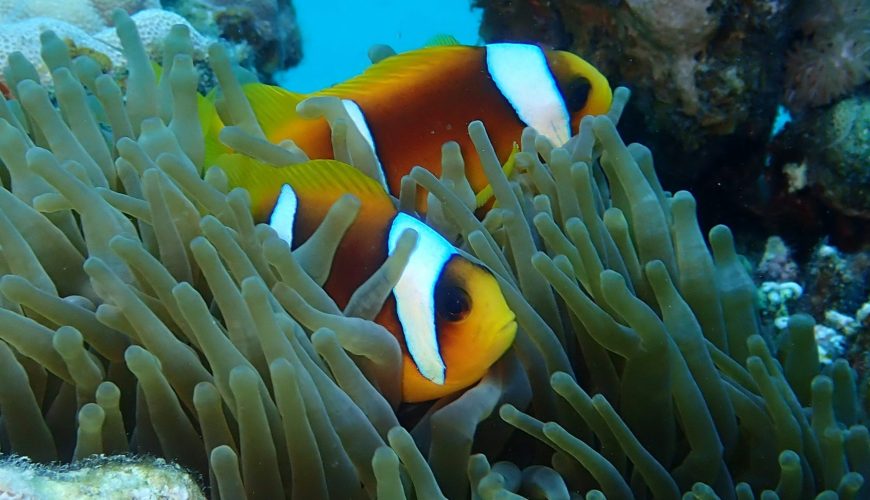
214 155 518 402
206 41 612 208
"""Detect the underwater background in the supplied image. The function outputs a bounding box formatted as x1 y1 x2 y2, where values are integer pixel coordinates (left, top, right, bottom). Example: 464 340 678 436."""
0 0 867 498
277 0 482 91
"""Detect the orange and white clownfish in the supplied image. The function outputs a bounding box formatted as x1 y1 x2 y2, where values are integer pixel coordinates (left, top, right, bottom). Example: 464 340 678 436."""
213 155 518 402
206 41 612 209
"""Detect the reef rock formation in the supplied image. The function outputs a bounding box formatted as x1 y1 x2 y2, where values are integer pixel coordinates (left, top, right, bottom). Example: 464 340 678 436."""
163 0 302 83
476 0 790 190
0 0 159 32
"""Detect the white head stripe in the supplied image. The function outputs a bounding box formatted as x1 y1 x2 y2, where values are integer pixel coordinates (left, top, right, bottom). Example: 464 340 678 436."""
388 213 457 385
486 43 571 146
341 99 389 190
268 184 298 247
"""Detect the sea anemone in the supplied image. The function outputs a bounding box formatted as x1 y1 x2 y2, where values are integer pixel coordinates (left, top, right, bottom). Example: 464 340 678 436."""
0 9 866 499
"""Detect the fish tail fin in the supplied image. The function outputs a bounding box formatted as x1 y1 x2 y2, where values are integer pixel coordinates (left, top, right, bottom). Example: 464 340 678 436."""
145 60 227 168
212 153 289 219
242 83 308 140
474 143 519 209
200 93 230 168
200 83 308 167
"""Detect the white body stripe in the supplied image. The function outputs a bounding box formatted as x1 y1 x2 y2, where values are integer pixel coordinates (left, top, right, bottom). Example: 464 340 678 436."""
341 99 389 189
388 213 457 385
269 184 298 247
486 43 571 146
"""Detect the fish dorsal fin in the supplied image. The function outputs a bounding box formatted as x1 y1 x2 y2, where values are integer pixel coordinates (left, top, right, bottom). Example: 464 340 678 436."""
425 34 461 47
318 44 477 98
242 83 308 139
214 154 392 219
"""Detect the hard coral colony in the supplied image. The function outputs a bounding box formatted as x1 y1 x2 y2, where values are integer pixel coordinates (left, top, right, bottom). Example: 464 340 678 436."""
0 10 865 500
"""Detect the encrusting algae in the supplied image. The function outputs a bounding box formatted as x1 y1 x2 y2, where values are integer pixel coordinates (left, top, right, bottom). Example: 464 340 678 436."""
0 9 867 500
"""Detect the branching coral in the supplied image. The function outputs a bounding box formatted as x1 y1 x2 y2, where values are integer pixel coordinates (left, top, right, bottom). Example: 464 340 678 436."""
0 9 866 500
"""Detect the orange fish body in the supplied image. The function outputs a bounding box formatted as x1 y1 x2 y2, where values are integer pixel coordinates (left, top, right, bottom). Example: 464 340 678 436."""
216 156 517 402
298 46 528 195
216 43 612 203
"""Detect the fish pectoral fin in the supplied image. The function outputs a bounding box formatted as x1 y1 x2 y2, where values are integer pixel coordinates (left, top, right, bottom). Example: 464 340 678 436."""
474 142 519 209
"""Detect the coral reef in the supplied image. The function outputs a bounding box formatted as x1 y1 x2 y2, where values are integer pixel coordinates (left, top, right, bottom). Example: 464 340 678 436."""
0 9 214 86
797 243 870 376
758 280 802 330
475 0 789 188
0 10 866 500
95 9 214 61
0 456 204 498
759 91 870 252
0 0 160 32
752 234 870 378
618 0 719 116
757 236 800 282
800 244 870 324
785 0 870 108
802 95 870 219
0 0 301 86
476 0 870 251
162 0 302 83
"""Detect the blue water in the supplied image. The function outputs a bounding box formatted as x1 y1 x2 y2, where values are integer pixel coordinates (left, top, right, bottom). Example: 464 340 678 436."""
275 0 483 93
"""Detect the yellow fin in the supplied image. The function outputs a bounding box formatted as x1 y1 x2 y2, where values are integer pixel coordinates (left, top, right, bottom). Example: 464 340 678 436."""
214 155 391 219
475 143 519 208
242 83 308 138
425 34 461 47
199 93 229 167
151 61 163 82
149 59 226 168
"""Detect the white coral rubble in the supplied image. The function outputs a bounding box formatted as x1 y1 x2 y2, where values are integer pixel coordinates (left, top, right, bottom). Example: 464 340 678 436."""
0 9 214 85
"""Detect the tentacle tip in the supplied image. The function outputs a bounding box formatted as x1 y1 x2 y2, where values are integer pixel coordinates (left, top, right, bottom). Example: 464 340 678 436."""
550 371 573 389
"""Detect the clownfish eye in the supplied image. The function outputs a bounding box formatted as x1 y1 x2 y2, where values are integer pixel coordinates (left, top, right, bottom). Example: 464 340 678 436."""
436 286 472 322
565 77 592 113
